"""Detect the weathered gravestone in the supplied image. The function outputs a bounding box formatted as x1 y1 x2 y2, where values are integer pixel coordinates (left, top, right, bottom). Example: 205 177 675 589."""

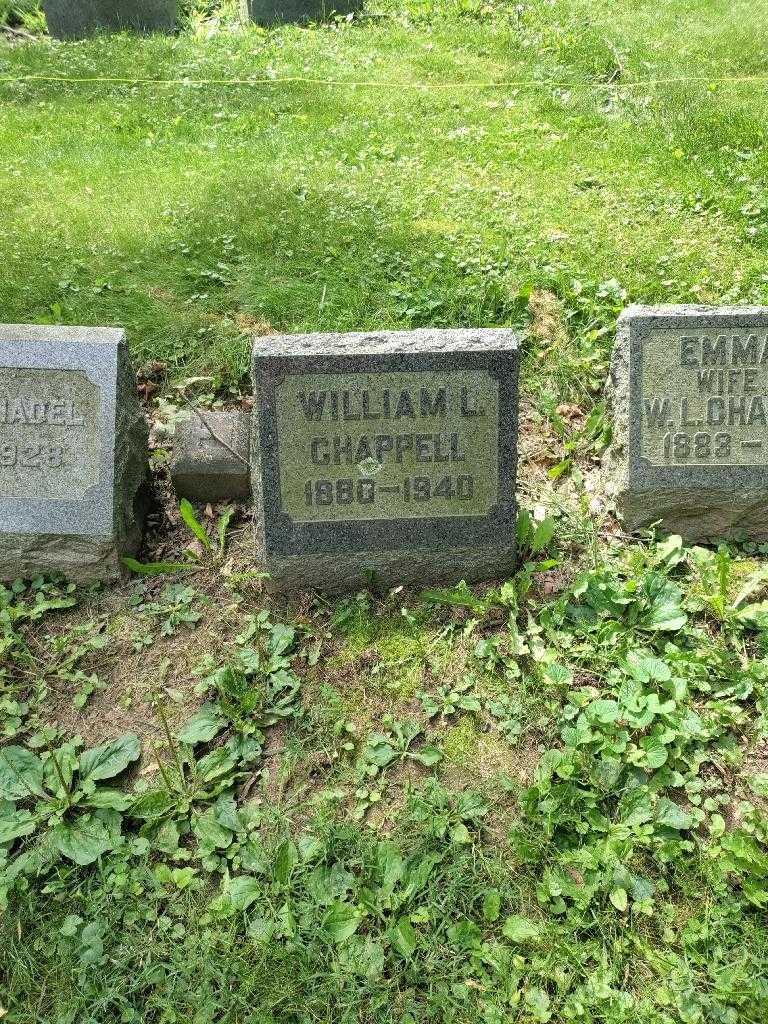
251 329 519 592
0 325 148 582
605 304 768 541
171 409 251 502
240 0 361 25
43 0 176 39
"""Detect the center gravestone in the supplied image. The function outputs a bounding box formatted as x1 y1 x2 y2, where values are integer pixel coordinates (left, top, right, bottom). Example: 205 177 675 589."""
605 304 768 541
0 325 148 582
251 329 519 593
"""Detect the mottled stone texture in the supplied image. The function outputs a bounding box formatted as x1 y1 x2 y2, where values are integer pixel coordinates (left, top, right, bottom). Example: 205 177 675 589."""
241 0 361 25
0 325 149 582
604 304 768 542
171 409 251 502
251 328 519 593
43 0 176 39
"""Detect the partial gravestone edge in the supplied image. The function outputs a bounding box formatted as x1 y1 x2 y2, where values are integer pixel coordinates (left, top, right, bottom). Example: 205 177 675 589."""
43 0 177 40
603 304 768 543
241 0 363 26
0 324 149 583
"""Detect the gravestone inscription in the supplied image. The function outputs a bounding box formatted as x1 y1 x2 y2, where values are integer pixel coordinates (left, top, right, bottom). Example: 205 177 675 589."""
251 329 519 592
0 325 148 582
605 304 768 540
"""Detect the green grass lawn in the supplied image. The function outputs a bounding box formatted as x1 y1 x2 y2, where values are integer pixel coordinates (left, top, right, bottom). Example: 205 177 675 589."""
3 2 768 1022
2 0 768 399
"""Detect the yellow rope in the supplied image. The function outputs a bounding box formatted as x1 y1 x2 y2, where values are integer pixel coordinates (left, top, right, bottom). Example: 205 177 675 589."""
0 72 767 89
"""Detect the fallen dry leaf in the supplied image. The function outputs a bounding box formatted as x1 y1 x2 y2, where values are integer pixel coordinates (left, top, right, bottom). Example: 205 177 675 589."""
556 403 584 422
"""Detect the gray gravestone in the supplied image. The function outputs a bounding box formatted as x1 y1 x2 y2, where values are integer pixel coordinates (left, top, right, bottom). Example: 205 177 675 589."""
0 325 148 582
251 329 519 593
43 0 176 39
240 0 361 25
605 304 768 541
171 409 251 502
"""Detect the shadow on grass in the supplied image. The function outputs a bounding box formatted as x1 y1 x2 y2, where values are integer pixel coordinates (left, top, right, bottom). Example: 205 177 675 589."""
0 160 519 380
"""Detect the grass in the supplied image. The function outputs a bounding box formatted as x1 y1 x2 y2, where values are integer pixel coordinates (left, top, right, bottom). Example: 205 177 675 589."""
3 2 768 1022
5 524 768 1022
2 0 768 401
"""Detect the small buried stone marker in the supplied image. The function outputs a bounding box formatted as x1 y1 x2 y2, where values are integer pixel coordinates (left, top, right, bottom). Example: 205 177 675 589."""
171 409 251 502
251 328 520 593
0 325 149 582
604 304 768 541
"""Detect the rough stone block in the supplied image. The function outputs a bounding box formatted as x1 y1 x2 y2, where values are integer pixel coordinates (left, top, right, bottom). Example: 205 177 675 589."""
604 304 768 541
0 325 149 582
171 409 251 502
43 0 177 39
251 328 519 593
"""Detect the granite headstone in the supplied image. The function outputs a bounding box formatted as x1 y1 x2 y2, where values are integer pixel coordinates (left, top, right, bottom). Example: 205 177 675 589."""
240 0 362 25
251 329 519 593
171 409 251 502
43 0 177 39
0 325 148 582
605 304 768 541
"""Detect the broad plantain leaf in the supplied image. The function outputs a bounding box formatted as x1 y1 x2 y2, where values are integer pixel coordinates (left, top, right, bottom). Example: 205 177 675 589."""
274 839 298 885
196 746 238 785
525 986 552 1022
389 915 418 959
86 788 132 811
79 734 141 784
0 746 46 800
192 807 233 850
177 704 227 745
52 815 115 865
531 517 556 553
228 874 262 911
268 623 296 656
323 901 362 943
736 601 768 630
656 797 693 830
502 915 542 943
610 887 628 912
639 574 687 632
129 789 176 821
482 889 502 922
410 745 443 767
0 801 36 845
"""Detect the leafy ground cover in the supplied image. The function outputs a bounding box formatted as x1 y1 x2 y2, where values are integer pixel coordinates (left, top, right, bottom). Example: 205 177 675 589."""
4 511 768 1022
3 1 768 1021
